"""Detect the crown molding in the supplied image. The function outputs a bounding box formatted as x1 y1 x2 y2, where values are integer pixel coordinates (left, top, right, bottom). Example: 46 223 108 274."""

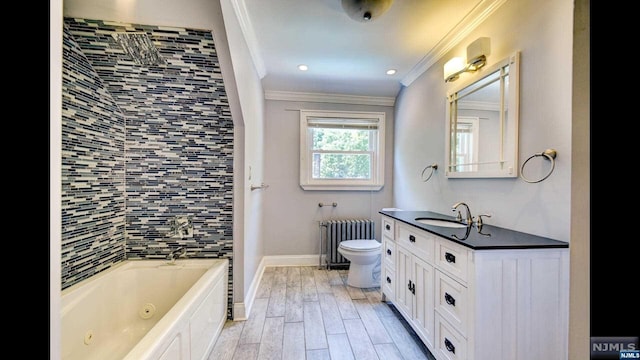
264 90 396 106
401 0 508 87
229 0 266 78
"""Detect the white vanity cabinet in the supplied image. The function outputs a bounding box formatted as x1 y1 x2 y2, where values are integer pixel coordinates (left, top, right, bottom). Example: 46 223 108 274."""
380 214 569 360
381 216 396 302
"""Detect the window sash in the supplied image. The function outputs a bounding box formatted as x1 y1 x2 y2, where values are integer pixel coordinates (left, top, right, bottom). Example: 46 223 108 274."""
300 110 385 191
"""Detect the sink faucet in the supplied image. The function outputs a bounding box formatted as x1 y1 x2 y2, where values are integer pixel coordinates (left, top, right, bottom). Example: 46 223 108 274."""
166 247 186 264
452 202 473 225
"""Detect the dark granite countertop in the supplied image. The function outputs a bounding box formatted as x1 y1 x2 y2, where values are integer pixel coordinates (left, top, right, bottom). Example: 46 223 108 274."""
379 210 569 250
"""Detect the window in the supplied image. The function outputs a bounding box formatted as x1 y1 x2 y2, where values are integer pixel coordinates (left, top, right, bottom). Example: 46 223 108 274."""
454 116 479 172
300 110 385 191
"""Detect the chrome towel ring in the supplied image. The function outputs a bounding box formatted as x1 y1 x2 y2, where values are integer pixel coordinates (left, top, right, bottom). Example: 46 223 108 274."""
421 163 438 182
520 149 557 183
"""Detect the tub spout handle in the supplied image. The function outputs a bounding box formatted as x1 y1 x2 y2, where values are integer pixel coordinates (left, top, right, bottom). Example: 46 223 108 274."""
167 247 187 263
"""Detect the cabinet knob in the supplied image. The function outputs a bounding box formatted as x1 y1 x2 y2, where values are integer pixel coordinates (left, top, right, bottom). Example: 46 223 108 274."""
445 252 456 263
386 276 391 283
445 292 456 306
386 249 392 255
409 235 416 242
444 338 456 353
385 224 391 230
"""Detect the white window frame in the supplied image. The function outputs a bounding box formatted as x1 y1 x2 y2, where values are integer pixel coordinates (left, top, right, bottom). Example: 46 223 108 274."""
454 116 480 172
300 109 385 191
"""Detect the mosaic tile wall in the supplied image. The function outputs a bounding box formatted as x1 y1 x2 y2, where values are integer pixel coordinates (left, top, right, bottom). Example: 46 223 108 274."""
62 18 235 317
61 24 127 288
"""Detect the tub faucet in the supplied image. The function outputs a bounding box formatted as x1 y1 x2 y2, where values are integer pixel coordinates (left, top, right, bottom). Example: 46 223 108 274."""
167 247 186 264
176 220 191 235
452 202 473 225
170 216 193 238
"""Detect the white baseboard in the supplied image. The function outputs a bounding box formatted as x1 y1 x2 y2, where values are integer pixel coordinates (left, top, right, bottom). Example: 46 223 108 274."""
233 302 247 320
232 255 325 320
263 254 324 267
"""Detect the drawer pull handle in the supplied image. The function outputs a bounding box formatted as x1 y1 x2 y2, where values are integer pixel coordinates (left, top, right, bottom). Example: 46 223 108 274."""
444 338 455 353
445 252 456 263
385 224 391 230
445 292 456 306
409 235 416 242
387 249 392 255
386 276 392 284
408 280 415 294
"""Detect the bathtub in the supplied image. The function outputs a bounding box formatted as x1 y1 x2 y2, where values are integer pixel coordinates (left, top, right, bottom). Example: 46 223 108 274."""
61 258 228 360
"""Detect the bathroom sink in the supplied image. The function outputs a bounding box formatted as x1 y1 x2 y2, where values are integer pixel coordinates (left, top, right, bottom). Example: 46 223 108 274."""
414 218 468 228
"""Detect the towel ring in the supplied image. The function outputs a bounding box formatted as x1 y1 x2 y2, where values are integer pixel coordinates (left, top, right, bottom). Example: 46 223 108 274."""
421 163 438 182
520 149 557 183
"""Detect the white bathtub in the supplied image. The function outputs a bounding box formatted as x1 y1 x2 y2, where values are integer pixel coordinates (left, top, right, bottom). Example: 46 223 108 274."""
61 258 228 360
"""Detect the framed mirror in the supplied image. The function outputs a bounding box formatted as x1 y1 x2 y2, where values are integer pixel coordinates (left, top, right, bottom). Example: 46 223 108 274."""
445 51 520 178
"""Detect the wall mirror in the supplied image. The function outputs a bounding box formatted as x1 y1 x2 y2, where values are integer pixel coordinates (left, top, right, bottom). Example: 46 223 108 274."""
445 51 520 178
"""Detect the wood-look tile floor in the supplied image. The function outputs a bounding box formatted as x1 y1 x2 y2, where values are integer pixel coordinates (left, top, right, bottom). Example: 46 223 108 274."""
209 267 436 360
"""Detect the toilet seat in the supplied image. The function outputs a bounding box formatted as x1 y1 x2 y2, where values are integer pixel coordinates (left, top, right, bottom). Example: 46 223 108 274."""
339 240 381 251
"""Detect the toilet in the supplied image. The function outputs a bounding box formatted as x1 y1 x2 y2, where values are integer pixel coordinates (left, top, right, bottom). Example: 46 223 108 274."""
337 239 382 288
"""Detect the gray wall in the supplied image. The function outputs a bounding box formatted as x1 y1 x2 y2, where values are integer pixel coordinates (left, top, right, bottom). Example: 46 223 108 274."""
220 0 267 316
262 99 395 256
61 18 235 316
393 0 573 242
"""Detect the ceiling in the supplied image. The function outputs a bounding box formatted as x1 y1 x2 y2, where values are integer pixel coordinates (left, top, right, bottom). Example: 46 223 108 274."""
62 0 507 100
233 0 506 99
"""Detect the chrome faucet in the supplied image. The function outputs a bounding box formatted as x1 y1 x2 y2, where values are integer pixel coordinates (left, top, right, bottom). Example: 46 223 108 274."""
452 202 473 225
166 247 186 264
170 216 193 238
176 220 191 235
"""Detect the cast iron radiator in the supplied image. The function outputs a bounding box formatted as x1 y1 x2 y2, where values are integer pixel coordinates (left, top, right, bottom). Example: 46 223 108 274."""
319 219 375 270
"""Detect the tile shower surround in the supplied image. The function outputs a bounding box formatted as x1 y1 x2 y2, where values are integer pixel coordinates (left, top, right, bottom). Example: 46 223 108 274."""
62 18 234 317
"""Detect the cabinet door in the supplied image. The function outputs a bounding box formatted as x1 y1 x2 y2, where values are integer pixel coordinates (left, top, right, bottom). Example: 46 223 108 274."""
395 243 413 319
381 264 395 301
413 256 435 349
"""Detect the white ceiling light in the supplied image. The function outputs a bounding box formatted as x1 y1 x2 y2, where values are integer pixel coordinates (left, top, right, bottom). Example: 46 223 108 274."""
298 64 308 71
386 69 397 75
341 0 394 22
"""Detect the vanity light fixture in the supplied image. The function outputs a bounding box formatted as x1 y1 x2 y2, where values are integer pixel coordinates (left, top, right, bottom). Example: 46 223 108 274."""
444 37 491 83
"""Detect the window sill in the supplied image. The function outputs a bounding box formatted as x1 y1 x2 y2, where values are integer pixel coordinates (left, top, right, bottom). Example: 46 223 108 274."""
300 183 384 191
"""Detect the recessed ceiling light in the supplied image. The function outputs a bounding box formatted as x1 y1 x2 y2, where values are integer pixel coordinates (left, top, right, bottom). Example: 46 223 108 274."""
298 64 308 71
386 69 397 75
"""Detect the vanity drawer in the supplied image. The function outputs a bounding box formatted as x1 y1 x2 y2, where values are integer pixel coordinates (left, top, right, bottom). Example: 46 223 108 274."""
398 224 434 263
382 216 395 239
434 313 467 360
381 265 395 301
435 239 469 285
435 270 468 337
383 237 396 266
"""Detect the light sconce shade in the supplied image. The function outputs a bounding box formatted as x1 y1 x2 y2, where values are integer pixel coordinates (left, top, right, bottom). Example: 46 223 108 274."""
444 37 491 82
444 57 465 82
341 0 394 22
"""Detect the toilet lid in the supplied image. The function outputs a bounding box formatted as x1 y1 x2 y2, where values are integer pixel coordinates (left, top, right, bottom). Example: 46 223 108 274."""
339 240 381 251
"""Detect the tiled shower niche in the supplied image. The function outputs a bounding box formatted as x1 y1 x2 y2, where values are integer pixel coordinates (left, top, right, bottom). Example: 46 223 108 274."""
61 18 234 318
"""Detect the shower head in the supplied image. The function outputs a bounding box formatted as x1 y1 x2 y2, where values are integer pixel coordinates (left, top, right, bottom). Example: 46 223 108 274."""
112 32 165 66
